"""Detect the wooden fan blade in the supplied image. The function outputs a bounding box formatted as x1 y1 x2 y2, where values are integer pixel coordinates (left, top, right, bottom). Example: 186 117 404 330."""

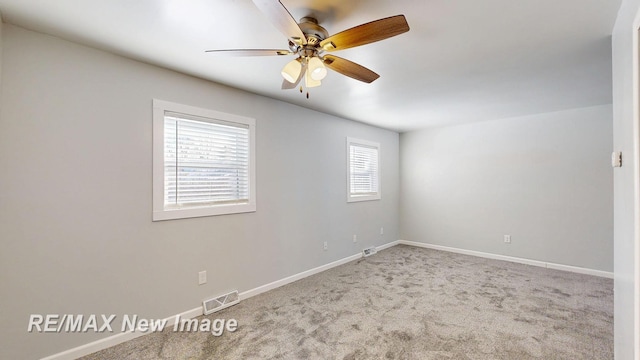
205 49 292 56
320 15 409 52
282 62 307 89
323 55 379 83
252 0 307 45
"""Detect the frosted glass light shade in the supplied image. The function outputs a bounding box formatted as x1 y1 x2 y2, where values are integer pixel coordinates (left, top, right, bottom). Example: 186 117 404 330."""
281 59 302 83
308 56 327 81
305 68 321 88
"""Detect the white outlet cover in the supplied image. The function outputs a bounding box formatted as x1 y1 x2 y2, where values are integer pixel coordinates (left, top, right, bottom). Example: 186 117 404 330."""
198 271 207 285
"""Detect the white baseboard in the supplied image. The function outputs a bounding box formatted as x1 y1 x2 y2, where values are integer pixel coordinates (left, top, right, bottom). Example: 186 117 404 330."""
40 307 203 360
45 238 608 360
239 241 398 300
377 240 400 252
398 240 614 279
239 253 362 300
42 241 401 360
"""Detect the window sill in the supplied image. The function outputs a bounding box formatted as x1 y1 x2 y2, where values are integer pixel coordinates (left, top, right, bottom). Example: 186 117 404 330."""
347 195 381 203
152 202 256 221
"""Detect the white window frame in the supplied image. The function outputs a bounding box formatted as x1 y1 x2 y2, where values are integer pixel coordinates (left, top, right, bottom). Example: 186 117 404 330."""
152 99 256 221
346 137 381 203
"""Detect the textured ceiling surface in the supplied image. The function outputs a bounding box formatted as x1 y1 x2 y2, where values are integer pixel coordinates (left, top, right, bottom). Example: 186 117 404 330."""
0 0 621 132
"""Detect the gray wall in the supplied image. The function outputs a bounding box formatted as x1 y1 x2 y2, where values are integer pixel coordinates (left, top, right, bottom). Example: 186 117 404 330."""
400 105 613 271
0 13 626 359
612 1 640 358
0 24 400 359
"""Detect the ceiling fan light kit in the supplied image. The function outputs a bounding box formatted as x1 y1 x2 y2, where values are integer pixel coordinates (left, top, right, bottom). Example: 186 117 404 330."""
304 66 322 88
206 0 410 92
307 56 327 81
281 58 302 83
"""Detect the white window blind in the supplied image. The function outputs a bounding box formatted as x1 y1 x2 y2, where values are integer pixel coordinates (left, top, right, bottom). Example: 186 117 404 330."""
152 99 256 221
164 114 250 208
347 138 381 202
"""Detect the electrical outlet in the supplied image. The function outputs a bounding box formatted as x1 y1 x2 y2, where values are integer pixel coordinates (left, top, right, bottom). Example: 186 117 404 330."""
198 271 207 285
380 227 384 235
353 235 357 243
323 241 328 250
504 235 511 244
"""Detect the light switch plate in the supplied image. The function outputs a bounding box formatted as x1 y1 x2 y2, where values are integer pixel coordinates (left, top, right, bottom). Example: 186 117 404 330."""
611 151 622 168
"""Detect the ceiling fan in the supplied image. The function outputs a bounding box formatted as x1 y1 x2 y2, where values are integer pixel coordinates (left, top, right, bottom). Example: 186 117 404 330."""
206 0 410 93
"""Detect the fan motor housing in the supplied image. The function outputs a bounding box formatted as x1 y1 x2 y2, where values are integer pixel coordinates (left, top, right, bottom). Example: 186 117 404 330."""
299 17 328 45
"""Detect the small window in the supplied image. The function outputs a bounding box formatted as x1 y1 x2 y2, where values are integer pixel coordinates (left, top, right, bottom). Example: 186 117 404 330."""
347 137 380 202
153 100 256 221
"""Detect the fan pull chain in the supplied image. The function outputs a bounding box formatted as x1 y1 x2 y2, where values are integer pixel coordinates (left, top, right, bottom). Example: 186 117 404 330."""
298 85 310 99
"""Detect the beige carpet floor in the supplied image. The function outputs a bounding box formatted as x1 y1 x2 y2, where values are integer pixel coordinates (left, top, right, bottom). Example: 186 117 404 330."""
80 245 613 359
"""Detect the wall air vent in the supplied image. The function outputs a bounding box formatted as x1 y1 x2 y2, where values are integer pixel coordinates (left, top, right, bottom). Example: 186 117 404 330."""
363 246 378 257
203 290 240 315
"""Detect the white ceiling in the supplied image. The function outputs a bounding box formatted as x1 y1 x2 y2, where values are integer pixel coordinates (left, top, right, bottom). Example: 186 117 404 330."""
0 0 621 132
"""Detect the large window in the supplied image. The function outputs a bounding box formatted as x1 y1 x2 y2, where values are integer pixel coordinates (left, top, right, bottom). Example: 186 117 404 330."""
153 100 256 221
347 137 380 202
